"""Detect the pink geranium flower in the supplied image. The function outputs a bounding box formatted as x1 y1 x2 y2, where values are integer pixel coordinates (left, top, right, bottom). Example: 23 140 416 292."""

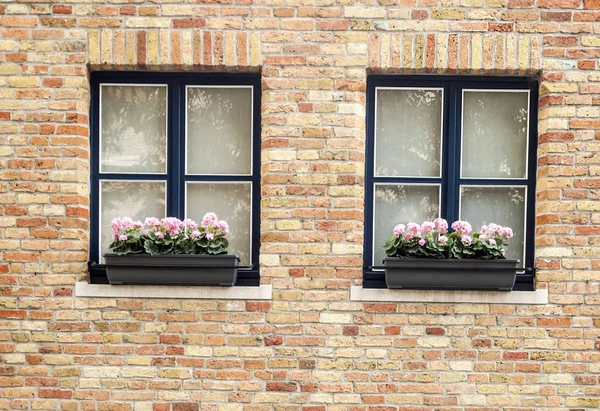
452 220 472 235
393 224 405 238
405 222 421 240
421 222 434 235
433 218 448 234
216 220 230 235
202 213 219 229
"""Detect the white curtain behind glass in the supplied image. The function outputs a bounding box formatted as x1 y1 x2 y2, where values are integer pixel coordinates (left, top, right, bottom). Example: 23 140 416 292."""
376 89 442 177
100 181 166 261
101 85 167 173
462 91 529 178
187 87 252 175
187 183 251 265
461 186 526 262
374 184 440 265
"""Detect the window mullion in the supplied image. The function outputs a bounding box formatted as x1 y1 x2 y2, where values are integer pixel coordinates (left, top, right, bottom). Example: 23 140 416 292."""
445 82 461 224
169 78 183 219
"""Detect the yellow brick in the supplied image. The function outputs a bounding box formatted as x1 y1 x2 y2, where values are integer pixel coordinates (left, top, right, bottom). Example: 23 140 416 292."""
121 367 157 378
317 359 352 370
344 7 386 18
582 36 600 46
255 393 288 403
125 18 170 28
332 244 362 255
275 220 302 230
431 8 464 19
157 369 191 379
184 346 212 357
320 313 352 324
9 77 39 88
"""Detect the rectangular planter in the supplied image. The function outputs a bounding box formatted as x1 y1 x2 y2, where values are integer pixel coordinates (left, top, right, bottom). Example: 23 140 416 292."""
104 254 239 286
384 258 519 291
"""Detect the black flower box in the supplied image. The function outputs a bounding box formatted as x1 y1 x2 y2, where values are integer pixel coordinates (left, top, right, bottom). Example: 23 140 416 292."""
384 258 519 291
104 254 239 287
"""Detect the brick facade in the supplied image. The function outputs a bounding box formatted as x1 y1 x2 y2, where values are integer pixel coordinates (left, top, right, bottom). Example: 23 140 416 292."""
1 0 600 410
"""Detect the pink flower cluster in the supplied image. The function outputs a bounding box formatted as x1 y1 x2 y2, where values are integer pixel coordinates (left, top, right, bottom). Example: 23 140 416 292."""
112 217 143 240
451 220 472 235
111 213 229 241
393 218 450 242
201 213 230 235
387 217 513 259
433 218 448 234
391 218 512 248
393 224 405 238
480 223 513 240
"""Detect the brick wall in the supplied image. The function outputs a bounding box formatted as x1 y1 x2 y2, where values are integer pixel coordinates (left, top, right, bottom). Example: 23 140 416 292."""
1 0 600 410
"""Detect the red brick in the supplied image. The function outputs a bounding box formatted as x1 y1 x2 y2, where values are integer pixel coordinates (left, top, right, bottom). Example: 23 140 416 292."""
39 389 73 399
267 382 297 392
264 336 283 346
537 317 571 327
52 5 72 14
173 18 206 28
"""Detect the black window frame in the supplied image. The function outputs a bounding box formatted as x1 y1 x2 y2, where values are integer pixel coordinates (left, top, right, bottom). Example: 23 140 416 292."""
88 72 261 286
364 75 538 291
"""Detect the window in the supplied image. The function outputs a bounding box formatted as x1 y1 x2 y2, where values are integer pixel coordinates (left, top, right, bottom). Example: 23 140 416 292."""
364 76 538 291
89 72 261 286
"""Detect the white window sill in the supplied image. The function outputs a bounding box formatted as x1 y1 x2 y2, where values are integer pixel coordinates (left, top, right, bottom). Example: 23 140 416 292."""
75 282 272 300
350 286 548 305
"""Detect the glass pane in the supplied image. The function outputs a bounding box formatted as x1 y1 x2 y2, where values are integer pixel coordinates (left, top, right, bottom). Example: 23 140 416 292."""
100 181 166 262
460 186 526 262
375 88 442 177
101 85 167 173
462 91 529 178
187 87 252 175
186 183 251 265
374 184 440 265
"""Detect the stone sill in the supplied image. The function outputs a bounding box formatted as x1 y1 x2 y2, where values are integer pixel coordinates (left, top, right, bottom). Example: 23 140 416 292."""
350 286 548 305
75 282 272 300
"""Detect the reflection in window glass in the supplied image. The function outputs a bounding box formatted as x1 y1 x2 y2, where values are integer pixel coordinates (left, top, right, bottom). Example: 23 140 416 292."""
187 87 252 175
461 186 526 262
101 85 167 173
100 181 166 261
462 91 529 178
376 89 442 177
374 184 440 265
